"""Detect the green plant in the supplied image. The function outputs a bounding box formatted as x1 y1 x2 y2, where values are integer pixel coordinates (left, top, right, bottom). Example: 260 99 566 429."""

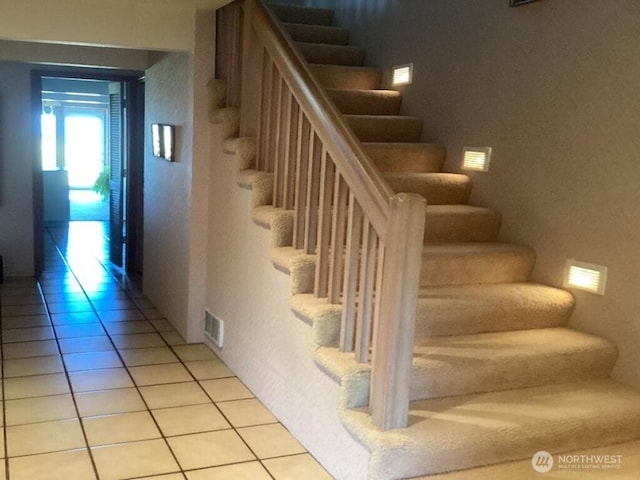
93 167 110 202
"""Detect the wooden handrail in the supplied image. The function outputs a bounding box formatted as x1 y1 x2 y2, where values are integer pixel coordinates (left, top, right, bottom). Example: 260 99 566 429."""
247 0 394 239
220 0 426 430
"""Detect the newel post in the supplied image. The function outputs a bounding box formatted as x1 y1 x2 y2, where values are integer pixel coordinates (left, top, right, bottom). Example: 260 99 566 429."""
370 193 426 430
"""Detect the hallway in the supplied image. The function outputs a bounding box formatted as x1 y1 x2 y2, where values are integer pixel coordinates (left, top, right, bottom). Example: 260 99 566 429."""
0 222 332 479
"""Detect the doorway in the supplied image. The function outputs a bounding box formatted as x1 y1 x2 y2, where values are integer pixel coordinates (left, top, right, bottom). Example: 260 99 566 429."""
34 73 145 276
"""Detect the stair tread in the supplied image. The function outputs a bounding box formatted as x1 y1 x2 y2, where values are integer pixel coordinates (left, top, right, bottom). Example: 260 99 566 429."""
282 22 349 45
310 64 382 90
386 173 471 205
423 242 532 256
343 379 640 477
421 440 640 480
364 142 446 173
345 114 423 142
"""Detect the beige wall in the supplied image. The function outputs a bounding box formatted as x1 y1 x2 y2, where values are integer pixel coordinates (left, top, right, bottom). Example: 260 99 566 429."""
143 10 215 342
310 0 640 388
0 62 35 277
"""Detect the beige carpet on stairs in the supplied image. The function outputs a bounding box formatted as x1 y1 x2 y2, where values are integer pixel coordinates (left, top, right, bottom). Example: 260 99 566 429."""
213 3 640 479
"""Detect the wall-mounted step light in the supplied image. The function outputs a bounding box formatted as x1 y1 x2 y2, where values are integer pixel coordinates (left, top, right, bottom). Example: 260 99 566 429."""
564 259 608 295
392 63 413 86
462 146 492 172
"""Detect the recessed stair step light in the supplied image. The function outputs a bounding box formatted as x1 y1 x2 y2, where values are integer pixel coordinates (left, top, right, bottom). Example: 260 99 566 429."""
462 146 492 172
564 259 608 295
392 63 413 86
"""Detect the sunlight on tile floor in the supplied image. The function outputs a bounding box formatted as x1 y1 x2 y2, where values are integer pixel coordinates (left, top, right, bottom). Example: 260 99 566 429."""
0 221 334 480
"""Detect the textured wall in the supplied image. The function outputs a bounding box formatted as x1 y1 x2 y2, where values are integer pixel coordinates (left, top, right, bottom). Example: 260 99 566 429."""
143 52 194 339
205 127 370 480
0 62 34 277
308 0 640 388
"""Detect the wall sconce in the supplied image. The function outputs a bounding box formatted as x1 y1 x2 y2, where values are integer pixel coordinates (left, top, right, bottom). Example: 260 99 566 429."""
564 259 608 295
152 123 175 162
392 63 413 86
462 146 492 172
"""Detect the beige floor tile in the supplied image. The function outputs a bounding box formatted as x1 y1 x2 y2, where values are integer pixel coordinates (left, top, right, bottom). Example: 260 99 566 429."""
216 398 277 428
185 462 273 480
263 453 334 480
0 294 43 306
63 350 123 371
83 410 161 446
54 323 106 338
92 439 180 480
185 360 234 380
167 430 255 470
5 394 77 426
160 331 187 345
111 333 166 349
2 326 55 343
1 304 47 316
8 448 97 480
141 307 165 320
75 387 146 417
238 423 306 459
152 403 230 437
0 427 4 457
199 377 254 402
58 336 114 354
103 320 156 335
0 459 4 478
149 318 177 332
3 355 64 378
139 475 186 480
3 340 59 359
98 309 145 322
69 367 134 392
172 344 218 362
139 382 211 409
1 315 50 329
4 373 70 400
120 346 179 366
50 311 100 325
6 419 86 456
129 363 192 386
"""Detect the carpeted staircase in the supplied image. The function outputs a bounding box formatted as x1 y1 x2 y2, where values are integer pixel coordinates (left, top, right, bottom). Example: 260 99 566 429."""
212 2 640 479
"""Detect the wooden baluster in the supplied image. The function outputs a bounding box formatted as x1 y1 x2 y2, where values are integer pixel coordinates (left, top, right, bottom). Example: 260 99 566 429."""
328 172 348 304
256 52 272 172
293 113 310 249
283 94 299 210
355 221 378 363
314 150 335 298
340 193 363 352
370 193 426 430
272 75 285 207
304 133 322 255
266 62 279 173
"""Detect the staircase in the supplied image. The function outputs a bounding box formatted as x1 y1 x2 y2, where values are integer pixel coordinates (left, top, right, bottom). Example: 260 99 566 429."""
211 2 640 479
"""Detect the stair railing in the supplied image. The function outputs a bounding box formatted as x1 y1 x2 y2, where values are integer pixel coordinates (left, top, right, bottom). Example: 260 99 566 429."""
220 0 426 430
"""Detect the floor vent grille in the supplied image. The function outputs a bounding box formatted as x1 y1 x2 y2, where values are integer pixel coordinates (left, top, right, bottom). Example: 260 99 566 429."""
204 310 224 348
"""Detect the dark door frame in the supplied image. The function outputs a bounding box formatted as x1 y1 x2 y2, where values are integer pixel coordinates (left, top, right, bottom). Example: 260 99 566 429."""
31 68 145 276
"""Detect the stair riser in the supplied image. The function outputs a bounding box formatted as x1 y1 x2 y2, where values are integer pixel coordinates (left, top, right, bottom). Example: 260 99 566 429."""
410 345 617 401
385 176 471 205
415 285 575 337
345 115 423 143
269 4 334 26
424 211 501 243
328 89 402 116
311 65 381 90
283 22 349 45
420 250 535 287
364 143 446 173
298 42 365 66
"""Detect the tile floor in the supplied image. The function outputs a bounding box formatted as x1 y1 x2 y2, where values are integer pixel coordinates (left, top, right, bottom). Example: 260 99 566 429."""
0 222 333 480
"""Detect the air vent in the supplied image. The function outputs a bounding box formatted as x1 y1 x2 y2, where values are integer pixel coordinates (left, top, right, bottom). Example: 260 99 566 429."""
204 310 224 348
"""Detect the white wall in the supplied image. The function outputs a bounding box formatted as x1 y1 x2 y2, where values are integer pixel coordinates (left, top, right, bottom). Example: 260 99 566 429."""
0 62 35 277
310 0 640 388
